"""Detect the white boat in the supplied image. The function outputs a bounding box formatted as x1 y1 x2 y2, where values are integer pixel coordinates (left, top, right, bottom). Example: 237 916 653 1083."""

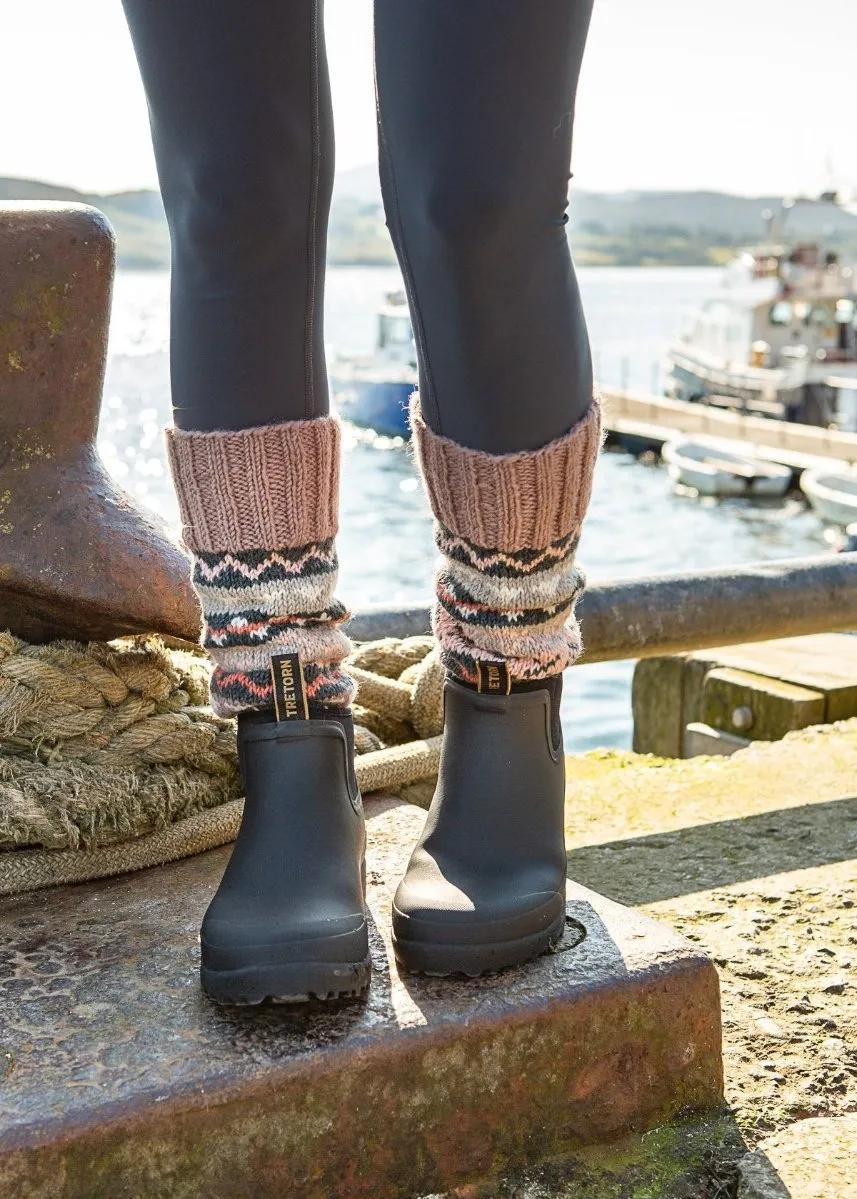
800 468 857 526
662 437 792 497
665 198 857 428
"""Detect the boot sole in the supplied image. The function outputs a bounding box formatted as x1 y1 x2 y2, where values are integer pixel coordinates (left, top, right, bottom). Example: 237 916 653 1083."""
201 955 372 1006
392 911 566 978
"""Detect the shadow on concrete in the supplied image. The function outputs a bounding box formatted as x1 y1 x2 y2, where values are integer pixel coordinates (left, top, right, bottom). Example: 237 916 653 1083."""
567 794 857 906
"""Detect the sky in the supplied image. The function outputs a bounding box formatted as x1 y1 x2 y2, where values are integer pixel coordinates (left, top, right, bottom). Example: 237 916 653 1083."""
2 0 855 199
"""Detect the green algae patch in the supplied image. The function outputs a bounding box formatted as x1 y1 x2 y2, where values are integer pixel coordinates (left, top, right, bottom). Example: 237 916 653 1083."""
451 1113 746 1198
572 1115 744 1198
40 282 69 338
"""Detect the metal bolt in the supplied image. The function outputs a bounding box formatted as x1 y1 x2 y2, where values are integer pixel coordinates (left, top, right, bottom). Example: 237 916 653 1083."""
731 705 754 732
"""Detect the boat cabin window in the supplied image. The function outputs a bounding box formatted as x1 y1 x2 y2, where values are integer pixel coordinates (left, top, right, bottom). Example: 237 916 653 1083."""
769 300 838 328
378 314 412 348
807 306 832 328
769 301 793 326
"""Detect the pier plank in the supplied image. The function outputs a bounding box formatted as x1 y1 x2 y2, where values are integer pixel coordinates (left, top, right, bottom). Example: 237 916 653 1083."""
602 387 857 471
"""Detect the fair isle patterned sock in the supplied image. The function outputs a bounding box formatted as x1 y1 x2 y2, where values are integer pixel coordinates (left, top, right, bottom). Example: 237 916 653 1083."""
409 395 603 685
433 525 585 682
165 416 355 718
193 540 354 715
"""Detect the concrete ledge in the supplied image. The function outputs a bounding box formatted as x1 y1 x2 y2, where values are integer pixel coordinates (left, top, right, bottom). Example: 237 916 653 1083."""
0 799 722 1199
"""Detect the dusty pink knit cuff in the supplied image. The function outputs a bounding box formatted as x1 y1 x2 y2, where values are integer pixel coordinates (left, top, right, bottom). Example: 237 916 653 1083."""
165 416 341 553
409 395 603 552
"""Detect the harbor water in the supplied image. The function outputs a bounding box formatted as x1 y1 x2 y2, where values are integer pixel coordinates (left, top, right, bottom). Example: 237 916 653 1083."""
102 266 828 752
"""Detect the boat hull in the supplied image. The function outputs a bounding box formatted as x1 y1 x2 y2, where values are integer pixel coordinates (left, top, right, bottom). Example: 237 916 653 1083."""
331 378 413 439
663 438 792 498
666 462 790 497
666 350 805 420
801 470 857 526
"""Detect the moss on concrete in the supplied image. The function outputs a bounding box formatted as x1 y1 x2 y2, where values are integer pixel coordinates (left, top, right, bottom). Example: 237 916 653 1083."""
548 718 857 1196
424 1114 745 1197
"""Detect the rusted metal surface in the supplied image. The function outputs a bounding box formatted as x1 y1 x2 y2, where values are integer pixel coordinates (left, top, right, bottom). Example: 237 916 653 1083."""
346 552 857 660
0 798 723 1199
0 203 200 644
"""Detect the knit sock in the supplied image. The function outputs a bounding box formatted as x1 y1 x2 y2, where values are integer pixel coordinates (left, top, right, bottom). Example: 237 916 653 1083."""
166 415 356 718
409 394 603 705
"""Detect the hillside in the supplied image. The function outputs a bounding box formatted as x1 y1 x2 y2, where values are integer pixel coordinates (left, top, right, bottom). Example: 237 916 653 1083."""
0 176 169 268
4 173 857 269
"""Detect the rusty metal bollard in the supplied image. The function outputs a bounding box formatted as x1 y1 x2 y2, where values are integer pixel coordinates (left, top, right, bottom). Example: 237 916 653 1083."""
0 203 201 643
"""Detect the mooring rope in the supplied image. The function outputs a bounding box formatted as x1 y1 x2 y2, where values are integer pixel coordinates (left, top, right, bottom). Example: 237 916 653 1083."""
0 632 445 896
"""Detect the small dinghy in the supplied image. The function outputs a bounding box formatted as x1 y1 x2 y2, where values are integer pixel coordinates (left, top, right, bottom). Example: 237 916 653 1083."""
661 437 792 497
800 468 857 526
330 290 416 439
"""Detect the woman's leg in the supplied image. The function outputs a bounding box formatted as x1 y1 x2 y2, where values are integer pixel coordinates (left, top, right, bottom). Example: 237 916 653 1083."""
375 1 602 977
374 0 595 454
122 0 332 430
122 0 368 1004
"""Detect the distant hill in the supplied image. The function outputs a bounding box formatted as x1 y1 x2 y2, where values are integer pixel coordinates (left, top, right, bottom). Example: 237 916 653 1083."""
0 176 169 268
332 163 383 205
4 172 857 269
566 190 857 265
570 190 857 238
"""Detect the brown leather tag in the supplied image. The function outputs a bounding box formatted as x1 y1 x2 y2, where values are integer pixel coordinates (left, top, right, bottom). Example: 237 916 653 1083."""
271 653 309 721
476 660 511 695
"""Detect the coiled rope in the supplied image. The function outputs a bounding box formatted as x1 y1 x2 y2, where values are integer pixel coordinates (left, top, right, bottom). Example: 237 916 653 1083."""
0 632 444 896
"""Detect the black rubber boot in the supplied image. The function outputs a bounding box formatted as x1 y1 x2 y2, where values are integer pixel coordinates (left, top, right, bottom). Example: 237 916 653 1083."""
200 709 370 1005
392 677 566 977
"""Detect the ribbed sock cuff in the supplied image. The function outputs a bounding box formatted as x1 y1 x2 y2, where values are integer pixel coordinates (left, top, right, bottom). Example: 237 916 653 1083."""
409 395 602 552
165 415 341 553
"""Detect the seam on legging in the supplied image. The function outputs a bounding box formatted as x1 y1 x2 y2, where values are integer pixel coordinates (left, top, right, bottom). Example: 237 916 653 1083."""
305 0 322 420
376 118 441 434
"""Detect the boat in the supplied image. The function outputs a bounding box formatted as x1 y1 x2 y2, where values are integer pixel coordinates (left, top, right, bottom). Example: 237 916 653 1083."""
800 468 857 526
665 198 857 429
329 290 417 438
662 436 792 497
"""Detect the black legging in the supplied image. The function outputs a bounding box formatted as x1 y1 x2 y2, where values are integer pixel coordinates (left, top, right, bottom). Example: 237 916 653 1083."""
121 0 594 454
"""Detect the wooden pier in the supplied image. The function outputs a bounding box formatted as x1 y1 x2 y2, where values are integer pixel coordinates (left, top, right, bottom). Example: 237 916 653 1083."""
601 386 857 475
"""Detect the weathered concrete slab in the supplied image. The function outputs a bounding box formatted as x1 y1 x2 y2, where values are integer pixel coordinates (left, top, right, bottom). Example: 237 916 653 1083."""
737 1116 857 1199
0 798 722 1199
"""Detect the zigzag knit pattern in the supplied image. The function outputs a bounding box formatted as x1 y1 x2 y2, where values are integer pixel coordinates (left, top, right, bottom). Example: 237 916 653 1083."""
410 396 602 684
432 525 586 683
193 541 354 716
165 417 355 718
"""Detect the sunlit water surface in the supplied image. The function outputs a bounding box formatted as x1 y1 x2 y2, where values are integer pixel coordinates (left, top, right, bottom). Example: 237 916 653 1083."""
102 267 827 751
